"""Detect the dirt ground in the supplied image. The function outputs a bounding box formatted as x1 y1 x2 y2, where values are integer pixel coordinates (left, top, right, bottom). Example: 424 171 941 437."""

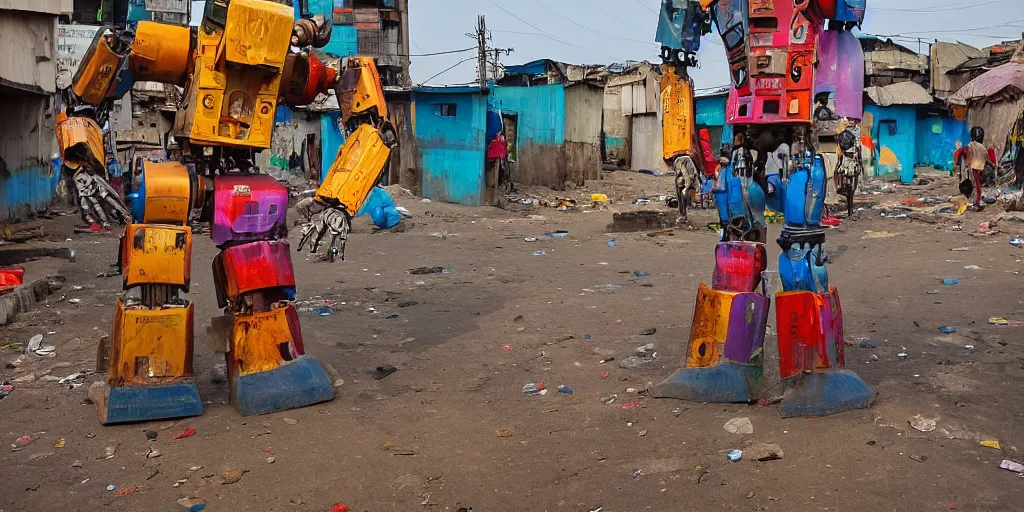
2 170 1024 511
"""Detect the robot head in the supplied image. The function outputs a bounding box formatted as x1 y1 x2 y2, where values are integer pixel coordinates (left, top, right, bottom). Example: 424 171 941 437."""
970 126 985 144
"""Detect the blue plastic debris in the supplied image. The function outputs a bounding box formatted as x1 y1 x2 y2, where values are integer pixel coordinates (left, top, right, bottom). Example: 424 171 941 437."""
385 314 399 320
942 279 960 286
608 241 617 247
939 326 957 334
545 231 569 238
558 385 574 394
532 250 546 256
633 270 649 277
726 450 743 462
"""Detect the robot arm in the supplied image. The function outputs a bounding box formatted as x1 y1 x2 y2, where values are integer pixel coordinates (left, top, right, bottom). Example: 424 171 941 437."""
294 56 398 262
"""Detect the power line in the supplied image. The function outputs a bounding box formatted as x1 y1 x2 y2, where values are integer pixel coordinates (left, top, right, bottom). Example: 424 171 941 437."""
485 0 614 59
524 0 656 46
591 0 652 38
870 0 1007 13
422 57 476 84
408 47 477 58
880 20 1024 36
634 0 657 15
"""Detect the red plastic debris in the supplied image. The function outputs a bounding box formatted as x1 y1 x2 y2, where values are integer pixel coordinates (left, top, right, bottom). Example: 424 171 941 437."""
599 372 609 380
621 400 643 409
172 428 197 440
115 485 138 496
331 504 349 512
501 345 511 351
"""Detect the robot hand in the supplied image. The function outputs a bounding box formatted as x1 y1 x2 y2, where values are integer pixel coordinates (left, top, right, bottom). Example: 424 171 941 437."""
296 198 351 263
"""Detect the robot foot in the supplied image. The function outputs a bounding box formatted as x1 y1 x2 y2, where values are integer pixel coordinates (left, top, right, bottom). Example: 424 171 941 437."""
89 381 203 425
651 363 762 403
231 357 335 416
779 370 874 418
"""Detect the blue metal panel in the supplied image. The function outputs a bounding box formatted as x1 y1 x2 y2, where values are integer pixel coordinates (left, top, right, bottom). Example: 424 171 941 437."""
275 105 293 123
413 88 487 206
320 112 345 184
695 96 727 127
323 25 358 58
503 60 550 77
233 358 335 416
490 85 565 145
915 115 967 172
1 165 59 223
865 105 917 184
102 382 203 425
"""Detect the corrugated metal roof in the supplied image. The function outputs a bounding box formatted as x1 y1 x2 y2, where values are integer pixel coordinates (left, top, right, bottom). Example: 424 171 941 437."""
947 44 1024 106
865 81 935 106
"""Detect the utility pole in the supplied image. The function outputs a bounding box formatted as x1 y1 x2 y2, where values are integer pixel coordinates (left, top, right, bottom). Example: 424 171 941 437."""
491 47 514 82
477 15 487 89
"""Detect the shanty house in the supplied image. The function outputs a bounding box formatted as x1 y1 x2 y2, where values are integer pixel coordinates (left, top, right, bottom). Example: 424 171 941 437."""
411 86 489 206
864 82 936 183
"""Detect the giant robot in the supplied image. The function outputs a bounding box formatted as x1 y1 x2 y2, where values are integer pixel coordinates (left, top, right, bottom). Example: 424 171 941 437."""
651 0 873 417
56 0 395 424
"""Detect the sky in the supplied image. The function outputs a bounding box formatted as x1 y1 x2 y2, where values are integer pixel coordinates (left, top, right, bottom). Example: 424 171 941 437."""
408 0 1024 87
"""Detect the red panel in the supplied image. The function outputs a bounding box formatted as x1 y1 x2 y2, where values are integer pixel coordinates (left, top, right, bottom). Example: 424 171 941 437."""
0 266 25 294
785 51 814 91
776 291 820 380
284 305 305 356
218 240 296 299
712 242 767 293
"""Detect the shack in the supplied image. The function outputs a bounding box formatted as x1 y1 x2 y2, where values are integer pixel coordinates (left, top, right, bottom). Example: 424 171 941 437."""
411 86 489 206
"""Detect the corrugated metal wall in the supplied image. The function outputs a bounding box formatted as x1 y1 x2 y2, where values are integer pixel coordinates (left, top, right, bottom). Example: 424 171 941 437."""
865 104 917 183
630 113 668 173
915 115 968 172
564 83 603 185
413 89 487 206
491 85 567 189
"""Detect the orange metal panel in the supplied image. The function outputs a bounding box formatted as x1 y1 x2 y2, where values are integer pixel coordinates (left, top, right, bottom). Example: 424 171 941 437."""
70 31 122 105
140 161 192 225
660 66 696 163
229 307 300 376
121 224 192 290
56 113 104 172
316 124 392 214
130 21 193 86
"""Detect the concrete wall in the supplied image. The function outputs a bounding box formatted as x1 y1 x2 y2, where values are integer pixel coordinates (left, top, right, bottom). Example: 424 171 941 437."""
413 89 487 206
630 112 669 173
259 106 320 181
491 84 567 189
603 86 628 164
865 104 917 183
564 83 602 185
0 10 57 95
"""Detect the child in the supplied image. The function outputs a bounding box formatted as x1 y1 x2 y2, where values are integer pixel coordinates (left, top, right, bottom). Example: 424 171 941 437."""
955 127 997 210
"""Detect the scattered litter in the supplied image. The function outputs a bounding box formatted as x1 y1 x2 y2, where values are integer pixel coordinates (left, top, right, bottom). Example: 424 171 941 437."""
495 428 515 438
100 446 117 459
909 454 928 463
927 290 940 295
146 447 161 459
331 504 350 512
942 279 960 286
638 430 647 437
632 270 649 277
11 435 33 451
938 326 957 334
726 450 743 462
1000 460 1024 473
58 373 82 384
524 237 538 242
384 314 399 320
188 465 203 472
621 399 643 409
964 265 982 271
545 231 569 238
989 317 1024 326
950 247 971 252
531 250 546 257
316 306 333 316
501 345 511 351
909 415 937 432
557 385 574 395
106 484 116 492
599 394 617 404
619 343 657 369
632 469 644 479
115 485 138 496
965 344 975 351
266 456 275 464
1011 237 1024 248
67 299 82 304
408 266 446 275
0 383 13 400
591 194 608 202
607 241 617 247
173 478 189 488
54 438 65 448
372 365 397 380
172 428 197 440
981 440 1001 450
219 469 248 485
522 383 545 397
145 431 157 441
723 417 754 435
599 357 614 364
283 418 298 426
177 497 207 511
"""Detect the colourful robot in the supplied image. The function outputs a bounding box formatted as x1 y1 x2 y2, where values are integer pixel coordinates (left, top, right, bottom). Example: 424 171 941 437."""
57 0 394 424
651 0 874 417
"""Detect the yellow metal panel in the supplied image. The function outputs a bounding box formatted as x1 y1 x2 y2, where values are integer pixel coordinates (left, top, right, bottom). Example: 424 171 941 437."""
141 161 192 224
316 124 392 213
71 31 122 105
339 56 388 122
660 66 696 162
109 300 195 386
223 0 294 69
55 113 105 172
230 308 292 376
121 224 192 289
686 284 736 368
130 22 192 86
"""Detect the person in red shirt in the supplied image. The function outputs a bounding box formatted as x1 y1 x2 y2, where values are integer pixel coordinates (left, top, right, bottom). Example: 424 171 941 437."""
954 127 997 210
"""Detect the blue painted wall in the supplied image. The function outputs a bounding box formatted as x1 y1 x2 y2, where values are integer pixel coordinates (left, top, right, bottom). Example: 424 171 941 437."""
865 104 917 184
295 0 358 57
489 85 565 145
319 111 345 184
1 164 61 223
695 96 727 128
915 115 968 172
413 88 488 206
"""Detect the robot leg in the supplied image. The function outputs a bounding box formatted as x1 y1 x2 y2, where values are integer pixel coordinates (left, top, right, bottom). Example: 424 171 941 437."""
651 242 770 403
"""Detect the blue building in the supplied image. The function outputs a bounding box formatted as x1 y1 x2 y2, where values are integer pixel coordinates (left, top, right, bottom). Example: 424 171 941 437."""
694 86 734 148
411 86 489 206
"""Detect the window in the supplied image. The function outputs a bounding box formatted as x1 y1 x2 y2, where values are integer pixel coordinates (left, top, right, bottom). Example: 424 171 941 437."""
435 103 457 117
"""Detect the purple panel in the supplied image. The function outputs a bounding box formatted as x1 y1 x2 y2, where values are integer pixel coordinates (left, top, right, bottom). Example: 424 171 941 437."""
212 175 289 247
712 242 767 293
814 30 864 119
723 292 769 363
